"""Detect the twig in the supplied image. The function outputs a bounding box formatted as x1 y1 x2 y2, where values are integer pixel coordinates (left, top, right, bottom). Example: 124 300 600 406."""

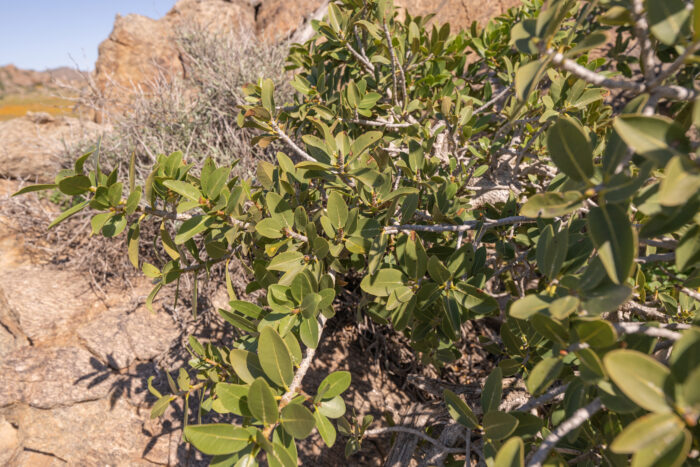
383 21 402 107
635 252 675 263
351 118 412 128
613 322 688 340
269 119 315 162
474 84 513 114
620 301 668 322
280 314 328 405
515 384 569 413
364 426 462 453
528 399 604 467
345 42 376 74
650 39 700 88
631 0 656 84
383 216 535 235
547 48 644 92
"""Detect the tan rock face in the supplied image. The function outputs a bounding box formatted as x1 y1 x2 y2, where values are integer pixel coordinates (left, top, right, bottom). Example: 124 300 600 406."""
94 0 522 117
94 0 256 114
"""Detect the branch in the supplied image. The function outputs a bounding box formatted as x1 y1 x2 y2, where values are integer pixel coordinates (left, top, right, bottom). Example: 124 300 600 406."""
280 314 328 405
620 301 669 322
650 39 700 88
515 384 569 413
528 399 604 467
636 252 675 264
364 426 463 453
474 84 513 114
383 216 535 235
345 42 376 74
383 21 407 107
351 118 412 128
613 322 688 341
270 119 315 162
631 0 656 84
547 49 644 92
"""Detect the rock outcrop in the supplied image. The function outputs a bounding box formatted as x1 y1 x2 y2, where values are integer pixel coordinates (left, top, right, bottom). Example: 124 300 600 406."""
94 0 522 117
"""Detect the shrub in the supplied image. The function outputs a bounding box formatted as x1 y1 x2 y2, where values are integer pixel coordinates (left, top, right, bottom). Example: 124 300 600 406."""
17 0 700 465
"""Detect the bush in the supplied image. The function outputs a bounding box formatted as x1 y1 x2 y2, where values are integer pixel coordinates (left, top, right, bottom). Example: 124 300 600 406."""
17 0 700 465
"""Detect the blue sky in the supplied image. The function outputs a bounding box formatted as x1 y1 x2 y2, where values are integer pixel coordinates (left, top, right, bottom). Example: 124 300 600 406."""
0 0 176 71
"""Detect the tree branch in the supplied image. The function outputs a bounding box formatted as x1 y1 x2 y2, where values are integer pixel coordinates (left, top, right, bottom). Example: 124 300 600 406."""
345 42 376 74
280 314 328 406
364 426 463 453
270 119 315 162
613 322 688 340
528 399 604 467
383 216 535 235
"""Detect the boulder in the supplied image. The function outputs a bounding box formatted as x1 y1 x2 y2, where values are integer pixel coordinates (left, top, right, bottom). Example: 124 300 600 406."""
94 0 256 115
0 346 115 409
77 306 180 370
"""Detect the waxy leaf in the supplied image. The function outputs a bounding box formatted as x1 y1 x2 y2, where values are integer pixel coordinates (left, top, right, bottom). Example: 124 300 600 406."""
546 116 594 182
248 377 278 425
603 349 672 413
444 389 478 429
183 424 250 455
258 327 294 387
588 205 636 284
281 403 315 439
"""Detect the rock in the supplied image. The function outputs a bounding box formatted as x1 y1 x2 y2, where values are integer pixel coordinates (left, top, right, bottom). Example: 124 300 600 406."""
256 0 325 40
0 65 83 95
8 398 185 466
78 306 180 370
0 115 107 182
94 0 256 115
0 416 20 465
0 267 100 342
0 346 114 409
394 0 521 31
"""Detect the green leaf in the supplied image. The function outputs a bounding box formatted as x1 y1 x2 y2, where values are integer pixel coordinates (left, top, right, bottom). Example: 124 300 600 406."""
327 191 348 230
515 58 547 101
428 256 452 284
256 217 284 239
280 403 315 439
248 377 278 425
216 383 250 416
658 156 700 207
520 191 583 218
483 411 519 440
443 389 478 429
150 395 174 418
546 116 594 182
175 215 211 244
184 424 251 455
360 268 407 297
349 131 382 157
603 349 672 413
536 224 568 279
313 411 336 447
258 327 294 388
262 78 275 113
527 357 563 395
646 0 691 46
317 395 346 418
610 412 684 454
58 174 92 195
299 317 320 349
510 19 538 54
163 180 202 202
12 183 58 196
574 320 618 348
632 428 691 467
229 349 265 384
613 115 689 166
481 367 503 414
509 294 553 320
49 200 90 229
588 205 636 284
268 251 304 272
317 371 351 400
494 436 524 467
